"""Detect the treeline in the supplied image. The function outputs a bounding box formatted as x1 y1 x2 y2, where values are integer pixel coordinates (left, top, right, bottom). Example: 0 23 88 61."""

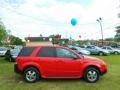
0 20 24 45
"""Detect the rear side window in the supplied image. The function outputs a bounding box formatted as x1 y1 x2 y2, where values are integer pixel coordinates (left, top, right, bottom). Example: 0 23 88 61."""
18 47 35 56
37 47 55 57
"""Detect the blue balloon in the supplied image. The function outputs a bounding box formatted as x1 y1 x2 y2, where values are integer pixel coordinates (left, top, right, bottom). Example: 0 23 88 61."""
71 18 77 26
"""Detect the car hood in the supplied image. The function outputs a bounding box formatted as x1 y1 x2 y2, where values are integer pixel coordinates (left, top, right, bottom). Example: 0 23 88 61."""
0 51 7 53
77 49 90 54
113 49 120 52
98 48 110 53
83 55 104 63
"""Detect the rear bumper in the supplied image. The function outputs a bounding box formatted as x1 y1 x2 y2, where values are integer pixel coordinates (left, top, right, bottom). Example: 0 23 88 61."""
14 64 22 74
0 54 5 56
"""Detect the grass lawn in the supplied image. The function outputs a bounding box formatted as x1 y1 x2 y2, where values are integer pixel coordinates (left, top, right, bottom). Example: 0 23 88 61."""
0 55 120 90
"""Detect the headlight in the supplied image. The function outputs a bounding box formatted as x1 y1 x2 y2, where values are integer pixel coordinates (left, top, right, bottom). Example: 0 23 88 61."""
102 61 107 66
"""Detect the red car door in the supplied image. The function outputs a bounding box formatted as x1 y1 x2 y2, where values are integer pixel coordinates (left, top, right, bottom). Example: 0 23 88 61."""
55 47 83 78
36 47 57 77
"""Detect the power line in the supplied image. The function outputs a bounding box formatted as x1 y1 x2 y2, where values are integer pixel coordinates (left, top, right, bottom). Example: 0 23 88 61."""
0 6 101 26
1 5 120 39
0 6 68 26
81 23 120 38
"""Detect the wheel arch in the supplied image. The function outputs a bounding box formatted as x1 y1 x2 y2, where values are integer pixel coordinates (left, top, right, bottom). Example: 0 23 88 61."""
23 65 41 77
82 65 101 77
114 51 119 54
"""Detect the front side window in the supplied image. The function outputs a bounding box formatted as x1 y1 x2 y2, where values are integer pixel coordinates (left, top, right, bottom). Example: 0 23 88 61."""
56 48 78 58
107 47 112 50
37 47 55 57
102 47 106 49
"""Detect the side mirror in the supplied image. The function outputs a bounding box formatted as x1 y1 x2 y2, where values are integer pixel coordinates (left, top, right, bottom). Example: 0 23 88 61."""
73 57 78 60
72 55 80 60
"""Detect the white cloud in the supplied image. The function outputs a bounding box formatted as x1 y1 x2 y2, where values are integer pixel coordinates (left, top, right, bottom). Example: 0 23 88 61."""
0 0 120 40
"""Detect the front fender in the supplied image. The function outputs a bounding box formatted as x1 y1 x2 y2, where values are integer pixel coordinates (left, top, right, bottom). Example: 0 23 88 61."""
81 62 102 76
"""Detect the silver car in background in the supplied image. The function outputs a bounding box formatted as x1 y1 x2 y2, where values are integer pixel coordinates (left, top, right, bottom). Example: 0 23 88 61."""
5 46 22 62
102 46 120 55
0 47 8 56
68 45 90 55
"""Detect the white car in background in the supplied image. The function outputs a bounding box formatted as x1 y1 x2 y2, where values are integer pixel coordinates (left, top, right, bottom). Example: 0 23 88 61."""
102 46 120 55
68 45 90 55
0 47 8 56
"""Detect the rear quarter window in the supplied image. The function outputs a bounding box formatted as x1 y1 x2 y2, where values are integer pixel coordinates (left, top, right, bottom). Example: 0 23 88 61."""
18 47 35 56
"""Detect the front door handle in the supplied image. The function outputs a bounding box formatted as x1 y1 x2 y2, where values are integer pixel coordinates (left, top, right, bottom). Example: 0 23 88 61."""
57 60 63 63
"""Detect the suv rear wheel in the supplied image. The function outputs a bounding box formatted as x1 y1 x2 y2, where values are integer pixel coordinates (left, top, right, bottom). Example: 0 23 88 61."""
114 51 118 55
84 67 100 83
24 67 40 83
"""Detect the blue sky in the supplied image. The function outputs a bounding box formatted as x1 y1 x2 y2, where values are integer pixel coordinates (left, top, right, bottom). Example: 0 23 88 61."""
0 0 120 40
57 0 93 7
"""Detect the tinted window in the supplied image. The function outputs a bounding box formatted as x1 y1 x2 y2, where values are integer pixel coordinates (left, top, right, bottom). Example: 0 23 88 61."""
102 47 106 49
86 46 94 49
56 48 78 58
107 47 112 50
37 47 55 57
18 47 35 56
70 47 77 50
79 46 85 48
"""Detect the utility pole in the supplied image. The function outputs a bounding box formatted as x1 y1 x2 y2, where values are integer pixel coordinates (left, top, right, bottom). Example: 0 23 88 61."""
97 17 103 46
118 0 120 17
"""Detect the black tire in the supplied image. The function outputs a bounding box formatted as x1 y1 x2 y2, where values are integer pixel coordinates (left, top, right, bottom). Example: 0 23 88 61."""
24 67 40 83
7 55 14 62
114 51 119 55
99 52 104 56
9 57 12 62
84 67 100 83
5 50 10 60
5 50 13 62
9 57 15 62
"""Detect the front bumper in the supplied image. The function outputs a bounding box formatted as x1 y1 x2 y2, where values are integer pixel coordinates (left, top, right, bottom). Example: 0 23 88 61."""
14 64 22 74
101 69 107 75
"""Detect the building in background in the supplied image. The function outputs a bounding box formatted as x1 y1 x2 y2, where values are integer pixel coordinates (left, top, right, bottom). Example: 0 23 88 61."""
24 36 69 46
24 37 52 46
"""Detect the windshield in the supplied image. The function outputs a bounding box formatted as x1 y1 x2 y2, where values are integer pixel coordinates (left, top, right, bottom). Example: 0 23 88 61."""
95 46 102 50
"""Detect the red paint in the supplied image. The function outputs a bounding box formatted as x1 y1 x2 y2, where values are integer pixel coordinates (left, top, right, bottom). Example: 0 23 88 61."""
16 46 107 78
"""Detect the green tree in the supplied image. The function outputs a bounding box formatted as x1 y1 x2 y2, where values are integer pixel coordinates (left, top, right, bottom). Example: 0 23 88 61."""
49 34 61 44
9 35 24 45
104 38 114 41
114 26 120 42
0 21 8 45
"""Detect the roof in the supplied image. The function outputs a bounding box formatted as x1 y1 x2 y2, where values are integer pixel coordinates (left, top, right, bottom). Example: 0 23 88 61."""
23 45 70 49
25 37 50 42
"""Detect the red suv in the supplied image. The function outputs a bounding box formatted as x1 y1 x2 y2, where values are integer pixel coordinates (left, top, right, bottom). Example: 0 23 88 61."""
14 46 107 83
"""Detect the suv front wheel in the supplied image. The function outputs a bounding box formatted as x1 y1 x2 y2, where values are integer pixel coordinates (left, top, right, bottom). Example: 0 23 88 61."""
84 67 100 83
24 67 40 83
